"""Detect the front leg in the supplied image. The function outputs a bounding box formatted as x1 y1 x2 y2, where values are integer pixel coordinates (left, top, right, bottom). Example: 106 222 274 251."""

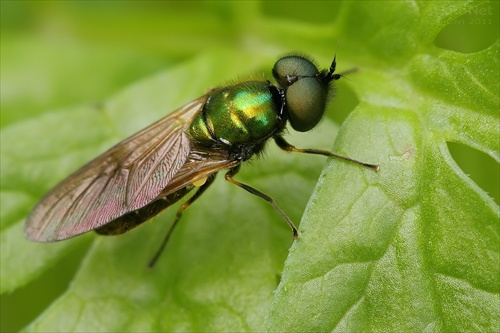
274 136 379 171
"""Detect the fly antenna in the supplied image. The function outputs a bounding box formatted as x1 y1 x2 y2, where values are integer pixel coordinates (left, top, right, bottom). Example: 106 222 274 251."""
326 43 341 82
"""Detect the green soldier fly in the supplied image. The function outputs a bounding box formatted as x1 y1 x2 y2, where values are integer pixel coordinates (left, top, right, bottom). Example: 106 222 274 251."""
25 53 379 267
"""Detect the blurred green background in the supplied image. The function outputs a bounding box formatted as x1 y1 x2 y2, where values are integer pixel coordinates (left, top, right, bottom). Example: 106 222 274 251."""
1 1 498 332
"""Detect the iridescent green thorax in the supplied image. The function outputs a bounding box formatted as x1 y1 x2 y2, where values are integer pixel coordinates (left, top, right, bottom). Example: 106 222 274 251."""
189 81 283 149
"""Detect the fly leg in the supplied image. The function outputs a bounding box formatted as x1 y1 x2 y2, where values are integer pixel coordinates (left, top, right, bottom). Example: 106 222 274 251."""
148 174 217 268
274 136 379 171
225 165 299 239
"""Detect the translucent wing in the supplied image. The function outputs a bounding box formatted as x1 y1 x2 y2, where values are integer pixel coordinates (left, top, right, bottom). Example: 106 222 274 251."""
157 146 240 197
26 98 208 241
93 146 241 236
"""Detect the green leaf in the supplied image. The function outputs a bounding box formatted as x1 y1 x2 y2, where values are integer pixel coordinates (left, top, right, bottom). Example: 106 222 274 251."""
268 1 500 332
1 1 498 332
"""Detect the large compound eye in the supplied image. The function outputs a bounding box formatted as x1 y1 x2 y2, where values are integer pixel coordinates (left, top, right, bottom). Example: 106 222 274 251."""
286 77 327 132
272 55 329 132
